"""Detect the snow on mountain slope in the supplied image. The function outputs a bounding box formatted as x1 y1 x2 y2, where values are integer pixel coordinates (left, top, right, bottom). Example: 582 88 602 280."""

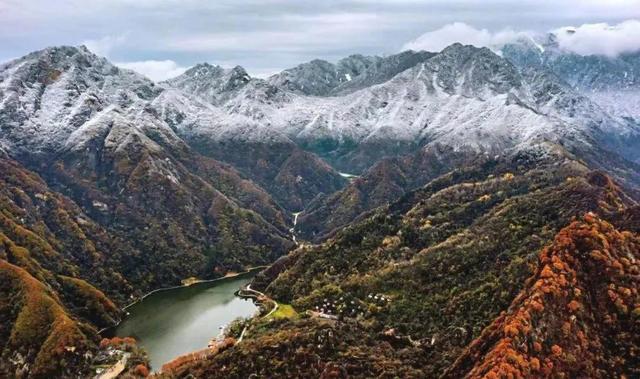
0 45 301 230
4 43 638 178
161 63 252 105
0 45 281 163
502 33 640 122
588 90 640 120
0 45 163 158
159 63 305 143
232 45 640 167
0 45 347 212
162 43 639 173
265 50 434 96
267 58 350 96
150 88 292 144
149 87 347 211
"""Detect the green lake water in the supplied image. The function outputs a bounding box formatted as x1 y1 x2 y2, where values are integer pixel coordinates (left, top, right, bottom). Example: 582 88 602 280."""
109 272 257 369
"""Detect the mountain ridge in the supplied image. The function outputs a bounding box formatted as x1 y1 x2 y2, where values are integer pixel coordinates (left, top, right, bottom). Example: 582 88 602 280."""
161 42 640 174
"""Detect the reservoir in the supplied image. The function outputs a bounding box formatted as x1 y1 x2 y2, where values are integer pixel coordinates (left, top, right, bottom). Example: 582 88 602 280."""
109 271 258 369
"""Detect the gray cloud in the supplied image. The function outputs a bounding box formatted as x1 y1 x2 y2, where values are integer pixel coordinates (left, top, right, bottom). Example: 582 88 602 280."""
1 0 640 79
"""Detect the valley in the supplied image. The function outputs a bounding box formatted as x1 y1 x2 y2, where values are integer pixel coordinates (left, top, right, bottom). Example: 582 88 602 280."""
0 25 639 378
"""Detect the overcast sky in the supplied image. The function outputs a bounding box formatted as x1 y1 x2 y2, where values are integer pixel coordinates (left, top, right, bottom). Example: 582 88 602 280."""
1 0 640 81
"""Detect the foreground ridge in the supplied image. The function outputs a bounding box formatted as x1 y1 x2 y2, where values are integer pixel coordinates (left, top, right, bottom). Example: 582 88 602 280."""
445 213 640 378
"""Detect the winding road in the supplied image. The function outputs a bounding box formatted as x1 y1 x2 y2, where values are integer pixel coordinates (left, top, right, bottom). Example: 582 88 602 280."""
244 284 279 318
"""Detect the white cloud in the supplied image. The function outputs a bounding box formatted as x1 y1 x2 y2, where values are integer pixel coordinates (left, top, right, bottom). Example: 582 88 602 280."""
401 22 528 52
553 20 640 57
116 60 189 81
402 19 640 57
82 34 127 57
250 67 284 79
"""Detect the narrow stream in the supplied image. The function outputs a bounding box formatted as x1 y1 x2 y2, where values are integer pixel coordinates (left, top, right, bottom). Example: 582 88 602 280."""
291 211 302 243
338 172 360 181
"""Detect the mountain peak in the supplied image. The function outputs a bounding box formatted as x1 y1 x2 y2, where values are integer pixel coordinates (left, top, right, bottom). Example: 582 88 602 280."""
181 62 226 79
0 44 131 87
438 42 495 59
2 45 99 70
227 65 250 79
162 62 252 105
425 42 522 98
0 44 160 158
38 44 91 55
176 63 250 81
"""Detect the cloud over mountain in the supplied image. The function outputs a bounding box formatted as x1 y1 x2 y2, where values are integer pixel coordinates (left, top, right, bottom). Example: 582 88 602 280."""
81 34 128 57
554 20 640 57
402 20 640 57
116 60 189 81
401 22 528 53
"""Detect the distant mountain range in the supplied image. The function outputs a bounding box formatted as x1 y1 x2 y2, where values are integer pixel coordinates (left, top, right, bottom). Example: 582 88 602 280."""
158 42 640 173
0 37 639 377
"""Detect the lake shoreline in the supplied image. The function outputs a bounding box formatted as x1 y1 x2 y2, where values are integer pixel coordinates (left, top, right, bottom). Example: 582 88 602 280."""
102 269 261 368
99 266 267 335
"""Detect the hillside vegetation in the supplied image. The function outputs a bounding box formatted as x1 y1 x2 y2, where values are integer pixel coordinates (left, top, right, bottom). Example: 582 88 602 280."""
170 151 640 377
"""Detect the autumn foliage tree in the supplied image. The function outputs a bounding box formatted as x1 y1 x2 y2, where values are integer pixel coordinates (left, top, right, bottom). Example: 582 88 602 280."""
133 364 150 377
444 213 640 378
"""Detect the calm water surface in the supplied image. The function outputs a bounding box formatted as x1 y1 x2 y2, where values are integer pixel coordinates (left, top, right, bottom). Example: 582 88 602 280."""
110 272 257 369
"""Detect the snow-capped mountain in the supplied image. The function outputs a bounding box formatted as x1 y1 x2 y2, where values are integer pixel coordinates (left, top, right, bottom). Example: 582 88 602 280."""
502 32 640 122
266 50 434 96
0 46 286 212
158 63 299 142
0 46 163 159
503 32 640 91
281 42 640 239
162 63 252 105
2 42 639 213
164 43 639 172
